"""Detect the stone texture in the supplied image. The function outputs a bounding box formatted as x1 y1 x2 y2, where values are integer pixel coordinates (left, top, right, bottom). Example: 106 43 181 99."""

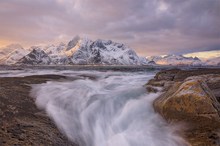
154 78 220 124
0 75 77 146
147 68 220 146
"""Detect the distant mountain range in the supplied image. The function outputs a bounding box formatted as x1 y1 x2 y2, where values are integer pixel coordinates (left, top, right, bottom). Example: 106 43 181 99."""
146 54 220 66
0 36 219 66
15 36 148 65
146 55 202 66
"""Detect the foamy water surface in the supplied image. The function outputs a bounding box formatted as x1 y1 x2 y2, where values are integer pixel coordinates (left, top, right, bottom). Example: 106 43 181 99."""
1 69 187 146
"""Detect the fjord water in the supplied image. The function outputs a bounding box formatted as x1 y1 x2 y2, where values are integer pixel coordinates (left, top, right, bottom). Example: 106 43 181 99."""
29 70 186 146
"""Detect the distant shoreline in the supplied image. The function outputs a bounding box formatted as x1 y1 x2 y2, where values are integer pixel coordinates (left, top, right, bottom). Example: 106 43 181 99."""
0 64 220 72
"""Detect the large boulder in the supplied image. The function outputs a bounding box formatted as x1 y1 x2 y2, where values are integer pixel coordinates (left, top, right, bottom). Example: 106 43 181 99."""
148 69 220 145
154 78 220 126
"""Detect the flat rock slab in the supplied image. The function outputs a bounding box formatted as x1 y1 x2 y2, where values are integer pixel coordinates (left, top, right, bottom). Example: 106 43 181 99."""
0 75 77 146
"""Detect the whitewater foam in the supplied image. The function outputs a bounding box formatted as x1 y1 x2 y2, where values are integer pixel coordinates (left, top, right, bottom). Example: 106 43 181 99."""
30 71 188 146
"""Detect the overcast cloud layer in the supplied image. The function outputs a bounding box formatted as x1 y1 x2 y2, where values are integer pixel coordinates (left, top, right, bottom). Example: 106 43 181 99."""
0 0 220 56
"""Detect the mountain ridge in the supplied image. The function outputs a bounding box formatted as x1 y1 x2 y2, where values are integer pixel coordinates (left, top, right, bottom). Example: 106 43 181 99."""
0 36 219 66
15 36 148 65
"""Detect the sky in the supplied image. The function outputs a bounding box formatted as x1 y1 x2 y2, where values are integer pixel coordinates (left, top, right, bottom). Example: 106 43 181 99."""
0 0 220 56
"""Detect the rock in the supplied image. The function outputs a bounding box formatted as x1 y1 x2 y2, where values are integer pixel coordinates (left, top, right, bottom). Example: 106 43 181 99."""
152 68 220 83
145 85 159 93
155 69 181 81
0 75 77 146
154 78 220 125
148 68 220 145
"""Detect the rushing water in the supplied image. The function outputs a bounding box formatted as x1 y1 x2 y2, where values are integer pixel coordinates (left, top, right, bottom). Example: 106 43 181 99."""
0 69 187 146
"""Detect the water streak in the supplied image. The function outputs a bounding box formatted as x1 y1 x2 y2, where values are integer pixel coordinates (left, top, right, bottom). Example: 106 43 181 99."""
30 71 187 146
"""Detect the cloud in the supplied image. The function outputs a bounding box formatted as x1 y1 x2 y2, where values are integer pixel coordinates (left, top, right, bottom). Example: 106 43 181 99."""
0 0 219 56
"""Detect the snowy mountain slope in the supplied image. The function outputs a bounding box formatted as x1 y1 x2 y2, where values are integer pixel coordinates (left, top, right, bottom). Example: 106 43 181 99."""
17 47 51 65
16 36 146 65
70 38 142 65
0 44 30 64
0 49 29 64
139 57 151 65
66 35 81 51
44 43 71 64
6 36 218 66
205 57 220 66
0 35 158 65
44 42 66 55
65 37 93 58
147 55 203 66
0 44 24 59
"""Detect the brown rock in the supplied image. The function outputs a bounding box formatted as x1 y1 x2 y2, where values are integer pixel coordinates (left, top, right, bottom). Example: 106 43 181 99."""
154 78 220 125
145 85 159 93
149 69 220 145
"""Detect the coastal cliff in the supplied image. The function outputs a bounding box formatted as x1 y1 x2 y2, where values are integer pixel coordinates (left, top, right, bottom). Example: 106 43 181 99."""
146 68 220 145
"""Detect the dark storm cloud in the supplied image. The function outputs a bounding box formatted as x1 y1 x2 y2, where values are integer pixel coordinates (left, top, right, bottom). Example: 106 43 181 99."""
0 0 219 56
167 0 220 38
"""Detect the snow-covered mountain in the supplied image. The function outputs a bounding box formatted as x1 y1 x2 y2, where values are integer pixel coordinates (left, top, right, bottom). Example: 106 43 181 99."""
17 47 51 65
43 43 71 64
0 44 29 64
0 44 24 57
147 55 203 66
16 36 147 65
205 57 220 66
69 38 142 65
3 36 218 66
0 47 29 64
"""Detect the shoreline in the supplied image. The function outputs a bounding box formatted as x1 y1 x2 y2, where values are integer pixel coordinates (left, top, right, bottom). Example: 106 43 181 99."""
1 67 220 145
1 64 220 72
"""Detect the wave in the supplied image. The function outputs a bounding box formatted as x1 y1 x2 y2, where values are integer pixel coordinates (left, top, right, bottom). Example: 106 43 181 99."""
30 71 188 146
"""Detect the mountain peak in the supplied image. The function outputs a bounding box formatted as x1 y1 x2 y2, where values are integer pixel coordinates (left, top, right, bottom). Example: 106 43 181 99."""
70 38 141 65
17 48 51 65
147 54 203 66
66 35 81 51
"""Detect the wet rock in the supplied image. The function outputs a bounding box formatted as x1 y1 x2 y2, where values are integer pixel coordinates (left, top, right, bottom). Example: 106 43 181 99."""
145 85 159 93
147 68 220 145
154 78 220 125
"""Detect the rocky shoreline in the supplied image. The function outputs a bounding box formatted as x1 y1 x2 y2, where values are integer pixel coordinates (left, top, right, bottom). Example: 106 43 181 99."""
146 68 220 146
1 68 220 146
0 75 77 146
